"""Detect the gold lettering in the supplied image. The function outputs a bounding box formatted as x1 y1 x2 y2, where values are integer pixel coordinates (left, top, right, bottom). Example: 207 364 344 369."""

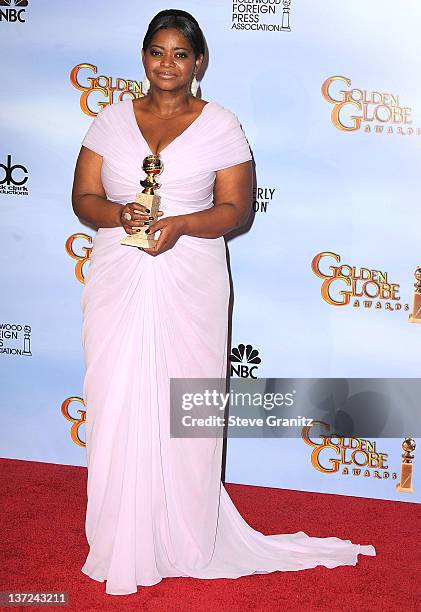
65 233 92 284
61 397 86 447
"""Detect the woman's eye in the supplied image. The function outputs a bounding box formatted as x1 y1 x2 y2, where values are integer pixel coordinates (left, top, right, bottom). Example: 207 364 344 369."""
149 49 188 58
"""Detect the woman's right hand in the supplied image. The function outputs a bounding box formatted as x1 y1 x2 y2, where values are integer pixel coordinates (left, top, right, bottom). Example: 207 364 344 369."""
119 202 164 235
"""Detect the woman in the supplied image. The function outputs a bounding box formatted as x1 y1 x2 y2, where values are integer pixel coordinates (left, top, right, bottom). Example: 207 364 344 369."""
72 9 376 596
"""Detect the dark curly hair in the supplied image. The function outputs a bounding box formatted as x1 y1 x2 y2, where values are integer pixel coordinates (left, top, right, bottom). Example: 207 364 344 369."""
142 9 205 59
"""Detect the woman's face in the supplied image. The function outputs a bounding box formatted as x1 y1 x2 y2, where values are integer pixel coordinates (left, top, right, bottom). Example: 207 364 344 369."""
142 27 203 93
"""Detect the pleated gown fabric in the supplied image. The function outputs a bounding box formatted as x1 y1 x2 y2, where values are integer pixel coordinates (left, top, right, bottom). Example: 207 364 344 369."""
79 99 376 595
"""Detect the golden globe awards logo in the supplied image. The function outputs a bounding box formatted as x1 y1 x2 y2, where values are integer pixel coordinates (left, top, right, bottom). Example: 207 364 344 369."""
321 75 420 135
70 63 143 116
302 420 397 481
311 252 409 312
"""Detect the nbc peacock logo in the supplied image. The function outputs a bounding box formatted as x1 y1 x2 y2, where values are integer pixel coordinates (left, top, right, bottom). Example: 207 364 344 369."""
229 343 261 379
0 0 28 23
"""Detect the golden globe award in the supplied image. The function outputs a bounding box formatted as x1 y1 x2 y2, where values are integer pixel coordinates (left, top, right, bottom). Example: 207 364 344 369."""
120 154 163 249
408 266 421 323
396 438 416 493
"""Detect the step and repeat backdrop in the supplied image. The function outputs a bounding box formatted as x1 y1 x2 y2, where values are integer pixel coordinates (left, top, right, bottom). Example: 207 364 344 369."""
1 0 420 503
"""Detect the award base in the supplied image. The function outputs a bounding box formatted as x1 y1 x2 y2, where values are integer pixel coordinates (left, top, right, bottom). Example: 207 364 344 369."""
408 315 421 324
408 286 421 323
396 465 414 491
120 192 161 249
395 440 415 493
396 483 414 493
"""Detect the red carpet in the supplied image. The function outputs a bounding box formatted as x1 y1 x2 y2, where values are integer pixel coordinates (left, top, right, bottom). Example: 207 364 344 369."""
0 458 419 611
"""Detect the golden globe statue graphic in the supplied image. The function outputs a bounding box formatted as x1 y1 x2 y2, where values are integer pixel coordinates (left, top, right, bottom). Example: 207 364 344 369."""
408 265 421 323
120 154 163 248
396 438 416 493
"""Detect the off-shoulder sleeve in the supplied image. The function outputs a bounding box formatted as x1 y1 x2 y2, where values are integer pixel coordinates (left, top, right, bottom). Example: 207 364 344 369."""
211 109 252 172
81 105 112 157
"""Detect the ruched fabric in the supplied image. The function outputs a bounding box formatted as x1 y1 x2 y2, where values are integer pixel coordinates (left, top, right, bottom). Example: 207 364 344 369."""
80 99 376 595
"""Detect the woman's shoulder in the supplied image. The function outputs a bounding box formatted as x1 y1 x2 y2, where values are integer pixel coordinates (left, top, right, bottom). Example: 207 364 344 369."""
205 100 245 127
95 99 131 120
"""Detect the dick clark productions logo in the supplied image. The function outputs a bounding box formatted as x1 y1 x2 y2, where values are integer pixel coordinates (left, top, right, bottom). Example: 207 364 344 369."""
0 154 28 195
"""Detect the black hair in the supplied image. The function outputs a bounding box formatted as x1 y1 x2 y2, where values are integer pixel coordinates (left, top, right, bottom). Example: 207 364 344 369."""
142 9 205 59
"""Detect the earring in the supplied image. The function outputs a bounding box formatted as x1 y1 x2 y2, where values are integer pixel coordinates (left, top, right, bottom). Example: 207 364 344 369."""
190 75 199 97
142 75 150 95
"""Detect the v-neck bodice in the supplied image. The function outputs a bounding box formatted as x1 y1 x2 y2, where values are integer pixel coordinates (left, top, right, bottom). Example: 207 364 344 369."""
128 100 213 156
82 98 252 217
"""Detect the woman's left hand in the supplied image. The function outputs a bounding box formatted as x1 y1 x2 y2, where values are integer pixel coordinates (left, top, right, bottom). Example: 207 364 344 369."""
141 215 186 256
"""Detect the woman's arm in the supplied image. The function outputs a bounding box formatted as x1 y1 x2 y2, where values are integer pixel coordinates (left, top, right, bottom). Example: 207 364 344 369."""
71 146 122 228
179 160 253 239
